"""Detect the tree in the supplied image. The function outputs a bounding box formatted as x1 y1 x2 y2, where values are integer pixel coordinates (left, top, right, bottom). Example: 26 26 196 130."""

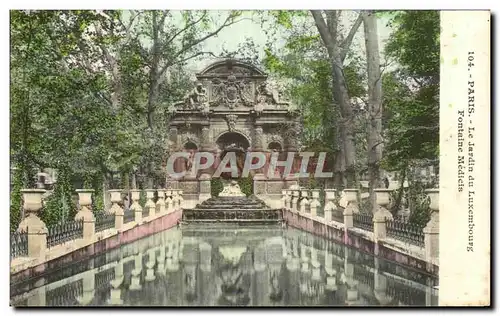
362 11 384 212
310 10 364 187
382 11 439 220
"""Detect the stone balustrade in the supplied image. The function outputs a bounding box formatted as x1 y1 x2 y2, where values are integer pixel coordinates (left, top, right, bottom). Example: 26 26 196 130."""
281 187 440 267
10 187 183 273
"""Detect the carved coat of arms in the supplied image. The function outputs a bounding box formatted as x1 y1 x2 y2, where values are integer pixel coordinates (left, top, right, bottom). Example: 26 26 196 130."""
211 74 254 109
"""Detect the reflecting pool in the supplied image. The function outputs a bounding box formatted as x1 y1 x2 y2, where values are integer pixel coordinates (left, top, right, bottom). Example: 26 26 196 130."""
10 224 438 307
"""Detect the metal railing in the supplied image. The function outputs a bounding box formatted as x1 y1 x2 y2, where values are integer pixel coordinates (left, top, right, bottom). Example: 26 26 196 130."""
123 208 135 224
11 230 28 259
353 213 374 232
331 210 344 223
95 211 115 232
386 219 425 247
47 219 84 248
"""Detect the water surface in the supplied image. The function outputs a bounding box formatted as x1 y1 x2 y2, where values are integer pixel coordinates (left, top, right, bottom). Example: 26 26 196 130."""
11 224 438 307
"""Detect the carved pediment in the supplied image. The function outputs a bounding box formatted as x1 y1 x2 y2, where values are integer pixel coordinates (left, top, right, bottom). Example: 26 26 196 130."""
172 59 293 112
197 59 267 78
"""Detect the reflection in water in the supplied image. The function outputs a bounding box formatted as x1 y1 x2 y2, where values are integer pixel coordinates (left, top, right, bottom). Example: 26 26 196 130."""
10 224 438 307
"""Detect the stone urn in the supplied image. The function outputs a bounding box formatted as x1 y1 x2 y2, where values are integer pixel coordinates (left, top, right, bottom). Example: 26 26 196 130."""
374 189 393 209
109 189 123 205
425 188 439 212
21 189 46 213
344 189 359 204
75 189 94 208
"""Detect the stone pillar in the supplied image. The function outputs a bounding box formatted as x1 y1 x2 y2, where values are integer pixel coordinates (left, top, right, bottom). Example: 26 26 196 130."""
281 189 287 209
108 190 124 231
74 189 95 242
309 189 320 217
299 189 310 214
144 189 156 219
198 173 211 203
157 237 166 276
373 257 392 306
130 252 143 290
156 189 166 215
291 189 299 212
324 248 337 292
178 190 184 209
310 246 321 281
129 189 143 224
108 257 124 305
343 204 354 229
18 189 47 259
424 189 439 266
76 266 96 305
344 245 359 305
145 248 157 282
324 189 336 222
299 241 310 273
27 279 46 306
172 189 179 211
165 189 173 214
373 189 394 241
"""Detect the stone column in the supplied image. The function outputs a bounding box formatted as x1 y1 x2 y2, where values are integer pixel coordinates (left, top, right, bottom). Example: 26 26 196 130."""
291 189 299 212
145 248 157 282
108 190 124 231
281 189 287 209
343 245 359 305
130 252 143 290
300 241 310 273
178 190 184 209
27 279 46 306
74 189 95 242
108 256 124 305
324 248 337 292
373 189 394 241
373 257 392 306
343 204 354 229
76 265 96 305
310 246 321 281
156 189 166 215
309 189 320 217
324 189 336 222
299 189 310 214
424 189 439 266
165 189 173 214
144 189 156 219
172 189 180 211
129 189 143 224
18 189 47 259
198 173 211 203
157 237 166 276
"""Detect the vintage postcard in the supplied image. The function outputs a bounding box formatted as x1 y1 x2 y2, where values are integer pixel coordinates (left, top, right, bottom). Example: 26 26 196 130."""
8 9 490 307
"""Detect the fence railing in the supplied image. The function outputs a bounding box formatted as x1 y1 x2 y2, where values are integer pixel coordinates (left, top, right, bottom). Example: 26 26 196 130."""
11 230 28 259
386 219 425 247
95 211 115 232
353 213 374 232
123 208 135 224
331 210 344 223
47 219 84 248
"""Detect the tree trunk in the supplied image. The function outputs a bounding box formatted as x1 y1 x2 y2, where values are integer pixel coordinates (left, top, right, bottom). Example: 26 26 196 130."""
362 11 384 213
